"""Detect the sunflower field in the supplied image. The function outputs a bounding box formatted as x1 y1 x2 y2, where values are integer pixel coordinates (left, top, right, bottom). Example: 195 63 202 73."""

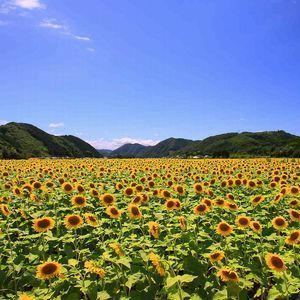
0 158 299 300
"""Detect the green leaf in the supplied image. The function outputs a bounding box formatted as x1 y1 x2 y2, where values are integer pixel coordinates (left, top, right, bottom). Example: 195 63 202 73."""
117 257 131 269
125 273 143 290
97 291 111 300
179 274 198 283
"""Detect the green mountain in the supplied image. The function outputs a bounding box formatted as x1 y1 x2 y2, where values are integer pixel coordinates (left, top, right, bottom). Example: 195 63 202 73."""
111 138 193 158
140 138 193 158
175 131 300 158
0 122 101 159
110 143 146 157
110 131 300 158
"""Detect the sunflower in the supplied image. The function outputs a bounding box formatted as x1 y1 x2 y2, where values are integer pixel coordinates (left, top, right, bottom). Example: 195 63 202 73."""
247 180 256 188
285 230 300 245
174 185 185 195
202 198 213 208
149 221 159 238
90 188 99 197
0 204 11 216
124 187 134 197
216 221 233 236
289 209 300 222
33 217 55 233
36 261 62 280
217 268 239 282
71 195 87 208
226 203 238 211
32 181 42 190
289 186 299 195
272 217 288 230
161 189 171 199
178 216 187 230
209 251 224 263
84 213 99 227
106 206 121 219
62 182 73 193
265 253 287 272
128 204 142 219
19 293 35 300
193 203 208 215
165 199 176 210
235 216 251 229
193 183 203 194
75 184 85 193
149 252 165 276
214 198 225 208
226 193 234 201
84 261 106 277
251 195 264 206
132 194 142 205
250 221 262 233
289 199 299 207
100 193 116 207
64 214 83 229
109 243 124 256
174 199 182 210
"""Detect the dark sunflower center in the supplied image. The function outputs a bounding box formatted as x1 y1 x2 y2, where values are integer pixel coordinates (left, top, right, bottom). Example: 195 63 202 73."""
239 218 249 225
104 195 114 203
290 232 299 241
252 222 260 230
64 184 72 191
131 207 140 215
226 271 237 280
211 253 220 259
275 218 285 226
167 201 174 208
195 185 202 191
126 189 133 195
291 211 299 218
41 263 58 275
75 197 85 205
271 256 284 268
69 216 80 225
88 216 96 222
220 223 230 231
110 208 118 215
37 219 51 228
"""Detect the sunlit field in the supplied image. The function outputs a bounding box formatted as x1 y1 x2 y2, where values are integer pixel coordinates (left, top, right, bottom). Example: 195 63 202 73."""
0 158 299 300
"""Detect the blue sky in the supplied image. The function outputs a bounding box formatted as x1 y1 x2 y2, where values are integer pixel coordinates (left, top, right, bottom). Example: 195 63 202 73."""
0 0 299 149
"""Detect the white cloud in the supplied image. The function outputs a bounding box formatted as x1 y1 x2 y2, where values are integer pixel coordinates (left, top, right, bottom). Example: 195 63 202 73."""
49 122 64 128
86 137 160 150
1 0 45 12
39 18 67 30
0 119 8 125
86 47 95 52
73 35 90 41
39 18 92 43
13 0 44 9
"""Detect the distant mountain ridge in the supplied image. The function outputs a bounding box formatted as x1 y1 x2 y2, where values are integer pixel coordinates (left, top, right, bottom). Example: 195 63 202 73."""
110 131 300 158
0 123 299 159
0 122 101 159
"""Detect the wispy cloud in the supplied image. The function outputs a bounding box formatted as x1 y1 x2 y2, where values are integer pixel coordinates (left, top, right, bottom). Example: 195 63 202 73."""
86 137 160 150
73 35 90 41
39 18 92 43
49 122 64 128
39 18 67 30
86 47 95 52
0 119 9 125
1 0 45 13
